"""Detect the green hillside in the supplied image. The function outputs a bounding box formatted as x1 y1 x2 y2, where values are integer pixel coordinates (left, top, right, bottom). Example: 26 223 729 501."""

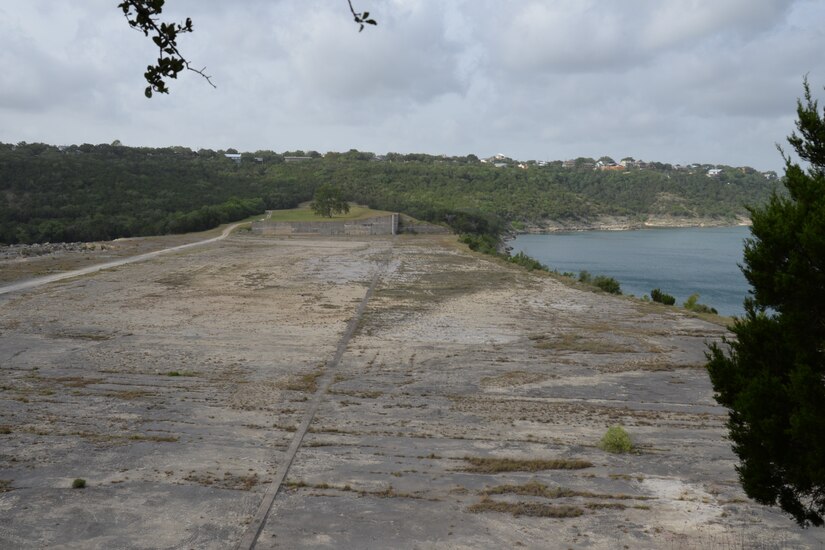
0 143 777 244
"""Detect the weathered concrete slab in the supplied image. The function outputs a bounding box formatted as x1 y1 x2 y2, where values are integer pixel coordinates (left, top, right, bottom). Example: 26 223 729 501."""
0 233 822 549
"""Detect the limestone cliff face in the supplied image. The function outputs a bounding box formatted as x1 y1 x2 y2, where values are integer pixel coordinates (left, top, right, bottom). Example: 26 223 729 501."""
519 214 751 234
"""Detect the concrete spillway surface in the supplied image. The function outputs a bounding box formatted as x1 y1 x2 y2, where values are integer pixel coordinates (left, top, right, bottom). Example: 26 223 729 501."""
0 231 822 549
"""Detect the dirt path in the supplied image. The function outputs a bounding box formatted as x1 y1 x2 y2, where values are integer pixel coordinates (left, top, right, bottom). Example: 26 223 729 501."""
0 222 247 296
0 233 822 549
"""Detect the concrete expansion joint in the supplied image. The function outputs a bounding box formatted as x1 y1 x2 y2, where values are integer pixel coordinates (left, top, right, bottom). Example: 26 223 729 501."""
234 242 394 550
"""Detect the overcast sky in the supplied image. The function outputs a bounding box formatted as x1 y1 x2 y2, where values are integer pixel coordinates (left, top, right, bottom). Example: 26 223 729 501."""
1 0 824 171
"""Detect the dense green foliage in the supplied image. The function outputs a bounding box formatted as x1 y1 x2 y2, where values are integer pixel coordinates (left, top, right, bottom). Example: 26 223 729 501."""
310 183 350 217
650 288 676 305
592 275 622 295
0 144 312 243
0 143 775 244
458 233 500 255
508 251 547 271
574 270 621 294
706 80 825 527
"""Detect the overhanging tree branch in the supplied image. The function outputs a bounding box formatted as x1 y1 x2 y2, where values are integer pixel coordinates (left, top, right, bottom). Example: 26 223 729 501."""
118 0 214 98
119 0 377 98
347 0 378 32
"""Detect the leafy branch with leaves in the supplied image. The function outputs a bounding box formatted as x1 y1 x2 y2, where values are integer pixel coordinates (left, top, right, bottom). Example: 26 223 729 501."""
347 0 378 32
119 0 377 98
117 0 214 98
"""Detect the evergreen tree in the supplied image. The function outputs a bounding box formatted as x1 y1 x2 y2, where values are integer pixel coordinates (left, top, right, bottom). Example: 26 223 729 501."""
707 79 825 527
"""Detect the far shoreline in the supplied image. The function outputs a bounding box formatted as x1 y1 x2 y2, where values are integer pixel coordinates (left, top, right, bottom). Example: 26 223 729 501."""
511 215 751 237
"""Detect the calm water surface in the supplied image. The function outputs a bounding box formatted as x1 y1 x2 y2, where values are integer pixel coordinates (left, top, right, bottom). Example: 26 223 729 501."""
510 226 752 317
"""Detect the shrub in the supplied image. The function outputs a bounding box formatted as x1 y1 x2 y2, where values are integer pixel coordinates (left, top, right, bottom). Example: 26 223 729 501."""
72 478 87 489
578 270 592 284
459 233 499 255
593 275 622 295
650 288 676 305
166 370 194 377
509 251 547 272
599 426 633 453
683 293 718 314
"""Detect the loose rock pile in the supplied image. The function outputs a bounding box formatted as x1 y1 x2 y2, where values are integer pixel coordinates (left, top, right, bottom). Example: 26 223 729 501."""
0 242 110 260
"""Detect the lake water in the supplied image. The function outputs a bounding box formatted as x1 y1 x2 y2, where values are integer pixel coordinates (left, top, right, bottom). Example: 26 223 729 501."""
510 226 752 317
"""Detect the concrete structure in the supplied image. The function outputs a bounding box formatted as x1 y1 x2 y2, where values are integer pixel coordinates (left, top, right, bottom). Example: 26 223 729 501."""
397 215 450 235
251 214 399 236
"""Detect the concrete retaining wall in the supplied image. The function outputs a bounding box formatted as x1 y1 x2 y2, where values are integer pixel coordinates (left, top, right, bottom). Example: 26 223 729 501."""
251 214 399 236
397 216 450 235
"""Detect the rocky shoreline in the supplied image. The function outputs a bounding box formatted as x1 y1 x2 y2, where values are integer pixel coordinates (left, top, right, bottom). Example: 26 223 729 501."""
515 214 751 235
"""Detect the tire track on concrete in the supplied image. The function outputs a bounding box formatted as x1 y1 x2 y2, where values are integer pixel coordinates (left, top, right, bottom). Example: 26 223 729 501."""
0 222 247 296
235 244 392 550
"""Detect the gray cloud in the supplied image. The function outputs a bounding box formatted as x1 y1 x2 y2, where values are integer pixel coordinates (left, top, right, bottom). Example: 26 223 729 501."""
0 0 823 170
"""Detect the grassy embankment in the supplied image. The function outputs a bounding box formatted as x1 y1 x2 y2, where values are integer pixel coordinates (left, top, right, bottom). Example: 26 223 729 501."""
266 204 393 222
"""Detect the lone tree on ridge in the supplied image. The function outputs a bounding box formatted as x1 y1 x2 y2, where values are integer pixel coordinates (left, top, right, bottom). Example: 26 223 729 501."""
310 184 350 218
706 77 825 527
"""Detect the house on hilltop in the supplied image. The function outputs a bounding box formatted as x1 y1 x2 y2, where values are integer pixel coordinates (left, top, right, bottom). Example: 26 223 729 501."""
596 160 624 171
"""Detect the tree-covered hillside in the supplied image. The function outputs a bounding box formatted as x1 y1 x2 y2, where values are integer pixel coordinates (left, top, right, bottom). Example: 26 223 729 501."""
0 142 777 244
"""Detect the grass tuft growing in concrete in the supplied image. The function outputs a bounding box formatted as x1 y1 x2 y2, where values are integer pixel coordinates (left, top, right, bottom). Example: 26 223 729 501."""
483 480 651 501
484 481 581 498
462 457 592 473
279 370 324 393
468 497 584 518
599 425 633 453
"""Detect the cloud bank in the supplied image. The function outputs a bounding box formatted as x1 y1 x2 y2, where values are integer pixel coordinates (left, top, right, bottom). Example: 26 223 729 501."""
1 0 823 171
